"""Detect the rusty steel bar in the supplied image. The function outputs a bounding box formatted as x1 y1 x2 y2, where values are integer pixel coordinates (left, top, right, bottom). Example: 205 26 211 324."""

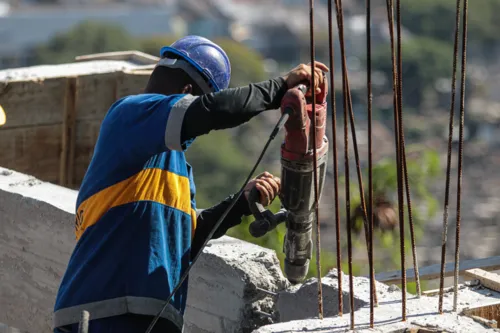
308 0 324 319
454 0 468 312
402 151 421 297
327 0 343 316
334 0 355 328
395 0 407 321
366 0 375 327
439 0 462 314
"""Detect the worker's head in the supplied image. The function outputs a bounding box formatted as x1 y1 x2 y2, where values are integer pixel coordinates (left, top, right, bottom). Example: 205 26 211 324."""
145 35 231 96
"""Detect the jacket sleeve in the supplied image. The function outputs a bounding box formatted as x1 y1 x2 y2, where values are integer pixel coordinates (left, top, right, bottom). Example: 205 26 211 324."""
191 194 252 258
181 77 288 143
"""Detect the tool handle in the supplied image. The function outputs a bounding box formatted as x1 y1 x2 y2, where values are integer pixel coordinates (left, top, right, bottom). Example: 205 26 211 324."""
247 187 287 238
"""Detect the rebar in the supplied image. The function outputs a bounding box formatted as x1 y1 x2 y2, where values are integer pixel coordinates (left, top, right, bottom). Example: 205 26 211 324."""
327 0 343 316
308 0 324 319
334 0 355 328
366 0 375 327
454 0 468 313
438 0 462 314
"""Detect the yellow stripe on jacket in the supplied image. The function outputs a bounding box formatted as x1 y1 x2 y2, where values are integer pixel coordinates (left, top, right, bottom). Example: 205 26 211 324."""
75 168 195 240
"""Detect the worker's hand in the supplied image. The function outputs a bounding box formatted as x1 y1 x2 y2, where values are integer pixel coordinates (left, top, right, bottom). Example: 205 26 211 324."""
282 62 330 95
244 172 281 207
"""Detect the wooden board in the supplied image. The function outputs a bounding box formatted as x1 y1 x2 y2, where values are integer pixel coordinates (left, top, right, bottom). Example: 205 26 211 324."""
0 78 66 129
0 124 62 184
464 269 500 293
374 256 500 284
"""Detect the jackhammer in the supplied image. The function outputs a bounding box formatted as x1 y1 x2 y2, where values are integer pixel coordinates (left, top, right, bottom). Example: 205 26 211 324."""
248 80 329 284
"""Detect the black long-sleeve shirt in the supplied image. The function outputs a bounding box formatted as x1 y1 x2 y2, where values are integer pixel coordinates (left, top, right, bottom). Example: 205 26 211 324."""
183 77 288 257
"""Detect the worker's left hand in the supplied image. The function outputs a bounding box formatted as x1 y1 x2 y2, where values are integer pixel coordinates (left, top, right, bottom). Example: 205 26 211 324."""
244 172 281 207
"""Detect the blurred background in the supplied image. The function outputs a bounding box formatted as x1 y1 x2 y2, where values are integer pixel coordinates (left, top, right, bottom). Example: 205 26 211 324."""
1 0 499 292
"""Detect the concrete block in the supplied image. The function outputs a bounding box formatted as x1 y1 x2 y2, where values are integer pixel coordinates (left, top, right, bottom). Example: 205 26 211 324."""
182 307 224 333
184 237 290 333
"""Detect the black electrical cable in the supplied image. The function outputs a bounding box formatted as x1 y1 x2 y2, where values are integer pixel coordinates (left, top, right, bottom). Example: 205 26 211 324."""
144 106 296 333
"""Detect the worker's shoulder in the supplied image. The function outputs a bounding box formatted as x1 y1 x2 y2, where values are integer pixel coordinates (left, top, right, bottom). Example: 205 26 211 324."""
107 93 187 117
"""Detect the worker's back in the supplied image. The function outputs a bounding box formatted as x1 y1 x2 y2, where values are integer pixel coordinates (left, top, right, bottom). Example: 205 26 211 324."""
53 93 197 333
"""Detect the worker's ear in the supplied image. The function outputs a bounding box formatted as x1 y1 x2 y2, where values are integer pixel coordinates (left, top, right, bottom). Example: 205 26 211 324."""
182 84 193 94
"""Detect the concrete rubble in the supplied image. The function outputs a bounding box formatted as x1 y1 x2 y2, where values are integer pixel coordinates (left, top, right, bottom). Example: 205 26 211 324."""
254 270 500 333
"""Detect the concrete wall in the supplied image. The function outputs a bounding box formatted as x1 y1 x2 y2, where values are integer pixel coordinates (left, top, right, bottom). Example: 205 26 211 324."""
0 166 288 333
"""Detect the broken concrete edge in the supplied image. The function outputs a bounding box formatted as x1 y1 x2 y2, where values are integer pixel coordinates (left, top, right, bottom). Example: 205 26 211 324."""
0 166 77 214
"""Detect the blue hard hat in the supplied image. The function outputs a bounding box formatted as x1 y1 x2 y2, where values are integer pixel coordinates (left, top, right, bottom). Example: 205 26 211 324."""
160 36 231 92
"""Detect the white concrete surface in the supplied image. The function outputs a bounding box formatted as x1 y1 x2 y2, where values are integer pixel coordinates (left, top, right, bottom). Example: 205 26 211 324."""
254 271 500 333
0 60 151 82
0 167 76 333
277 269 368 322
0 166 288 333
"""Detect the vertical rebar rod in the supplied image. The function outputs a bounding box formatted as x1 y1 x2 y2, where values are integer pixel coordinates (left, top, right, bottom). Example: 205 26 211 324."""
395 0 407 320
327 0 343 316
366 0 375 327
402 151 421 297
309 0 324 319
453 0 468 312
438 0 462 314
335 0 355 328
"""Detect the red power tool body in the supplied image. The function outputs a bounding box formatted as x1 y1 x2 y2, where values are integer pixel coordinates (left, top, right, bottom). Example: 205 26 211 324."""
248 80 329 284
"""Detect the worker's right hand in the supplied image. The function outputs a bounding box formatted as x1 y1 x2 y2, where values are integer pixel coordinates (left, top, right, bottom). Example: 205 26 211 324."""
282 62 330 95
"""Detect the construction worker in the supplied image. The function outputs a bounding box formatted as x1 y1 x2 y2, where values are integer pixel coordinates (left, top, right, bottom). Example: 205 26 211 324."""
53 35 329 333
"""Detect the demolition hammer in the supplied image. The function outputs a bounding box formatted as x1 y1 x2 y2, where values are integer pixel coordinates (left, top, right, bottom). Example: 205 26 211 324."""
248 79 329 284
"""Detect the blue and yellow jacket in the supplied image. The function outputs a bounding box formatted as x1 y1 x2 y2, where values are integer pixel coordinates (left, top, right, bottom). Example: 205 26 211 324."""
53 93 199 331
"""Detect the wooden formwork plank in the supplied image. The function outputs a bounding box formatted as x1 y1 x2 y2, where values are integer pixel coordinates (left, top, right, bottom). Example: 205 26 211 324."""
0 124 62 183
0 78 66 129
75 50 159 65
59 77 78 187
375 256 500 284
464 269 500 293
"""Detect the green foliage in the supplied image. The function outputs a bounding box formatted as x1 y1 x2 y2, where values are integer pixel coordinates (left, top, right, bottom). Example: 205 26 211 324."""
30 21 140 65
346 146 441 289
401 0 500 57
372 36 453 109
185 130 251 208
213 39 267 87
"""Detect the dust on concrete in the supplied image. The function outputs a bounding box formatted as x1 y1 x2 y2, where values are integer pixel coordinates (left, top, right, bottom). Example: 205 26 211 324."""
253 269 500 333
